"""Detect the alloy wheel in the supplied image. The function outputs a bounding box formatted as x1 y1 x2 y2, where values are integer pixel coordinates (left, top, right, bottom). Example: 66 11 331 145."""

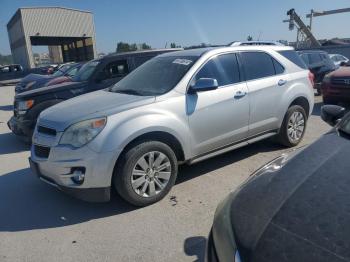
287 111 305 143
131 151 172 197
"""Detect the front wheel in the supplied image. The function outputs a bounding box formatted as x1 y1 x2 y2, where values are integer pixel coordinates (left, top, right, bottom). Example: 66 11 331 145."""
277 105 307 147
114 141 178 206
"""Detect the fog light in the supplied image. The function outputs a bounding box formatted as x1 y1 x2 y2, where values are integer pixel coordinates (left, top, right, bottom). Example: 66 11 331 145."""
71 168 85 185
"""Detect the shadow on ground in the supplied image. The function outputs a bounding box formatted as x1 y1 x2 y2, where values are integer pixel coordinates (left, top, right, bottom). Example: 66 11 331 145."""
0 168 136 232
312 101 323 116
0 132 29 154
184 236 207 262
0 105 13 111
177 139 284 185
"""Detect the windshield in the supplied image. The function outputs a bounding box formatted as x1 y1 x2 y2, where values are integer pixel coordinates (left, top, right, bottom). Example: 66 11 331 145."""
72 60 100 82
52 64 74 77
109 56 197 96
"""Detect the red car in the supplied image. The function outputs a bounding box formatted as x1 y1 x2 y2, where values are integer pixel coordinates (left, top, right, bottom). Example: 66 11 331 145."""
322 66 350 104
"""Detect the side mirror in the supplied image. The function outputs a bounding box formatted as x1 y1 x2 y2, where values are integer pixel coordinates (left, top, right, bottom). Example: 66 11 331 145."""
189 78 218 94
95 71 108 83
321 105 346 126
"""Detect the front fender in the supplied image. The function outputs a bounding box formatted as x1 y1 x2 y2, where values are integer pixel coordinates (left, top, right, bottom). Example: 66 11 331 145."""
88 111 191 159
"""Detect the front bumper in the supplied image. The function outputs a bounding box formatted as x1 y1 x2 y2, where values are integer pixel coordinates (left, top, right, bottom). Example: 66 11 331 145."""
29 158 110 202
30 125 121 202
7 115 34 139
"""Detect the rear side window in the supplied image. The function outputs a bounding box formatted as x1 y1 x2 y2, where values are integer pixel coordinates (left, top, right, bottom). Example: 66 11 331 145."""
241 52 276 81
195 53 240 86
308 53 322 65
104 60 129 78
278 50 307 69
133 56 155 67
273 59 284 74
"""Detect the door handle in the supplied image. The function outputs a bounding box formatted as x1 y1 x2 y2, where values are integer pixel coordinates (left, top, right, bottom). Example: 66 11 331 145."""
234 91 247 99
278 79 287 86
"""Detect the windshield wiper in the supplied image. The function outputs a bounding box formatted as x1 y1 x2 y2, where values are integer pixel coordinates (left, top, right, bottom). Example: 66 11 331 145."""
114 89 144 96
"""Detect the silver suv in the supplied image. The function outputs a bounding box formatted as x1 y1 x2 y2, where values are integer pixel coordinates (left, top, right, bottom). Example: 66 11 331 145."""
30 46 314 206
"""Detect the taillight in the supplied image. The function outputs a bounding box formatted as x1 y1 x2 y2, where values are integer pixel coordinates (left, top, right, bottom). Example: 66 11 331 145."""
308 71 315 87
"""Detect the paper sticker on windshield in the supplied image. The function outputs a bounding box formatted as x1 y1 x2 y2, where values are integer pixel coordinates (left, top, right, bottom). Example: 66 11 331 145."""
172 59 192 66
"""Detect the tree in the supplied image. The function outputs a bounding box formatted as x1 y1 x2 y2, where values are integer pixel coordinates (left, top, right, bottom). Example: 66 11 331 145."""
116 42 131 53
247 35 253 41
170 42 181 48
141 43 151 50
116 42 151 53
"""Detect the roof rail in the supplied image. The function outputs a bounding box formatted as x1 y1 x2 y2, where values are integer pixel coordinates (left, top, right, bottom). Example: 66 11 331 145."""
229 41 285 47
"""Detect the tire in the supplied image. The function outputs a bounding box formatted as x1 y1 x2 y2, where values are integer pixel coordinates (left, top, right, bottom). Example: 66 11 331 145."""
277 105 307 147
114 141 178 206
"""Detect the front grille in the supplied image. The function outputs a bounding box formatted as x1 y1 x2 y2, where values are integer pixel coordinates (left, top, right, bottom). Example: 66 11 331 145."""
34 145 50 158
331 78 350 86
37 126 57 136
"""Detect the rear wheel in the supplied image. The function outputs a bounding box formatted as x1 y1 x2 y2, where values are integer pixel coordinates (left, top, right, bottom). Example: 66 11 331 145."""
277 105 307 147
114 141 178 206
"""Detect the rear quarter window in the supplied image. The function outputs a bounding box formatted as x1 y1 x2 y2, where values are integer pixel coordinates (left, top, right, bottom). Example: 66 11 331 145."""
278 50 308 69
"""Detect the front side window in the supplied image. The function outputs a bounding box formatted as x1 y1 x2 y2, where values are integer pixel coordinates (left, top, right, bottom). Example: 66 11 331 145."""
194 53 240 86
109 56 197 96
241 52 277 81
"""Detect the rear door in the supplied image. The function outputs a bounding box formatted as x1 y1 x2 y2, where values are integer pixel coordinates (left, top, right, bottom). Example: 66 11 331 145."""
240 51 289 137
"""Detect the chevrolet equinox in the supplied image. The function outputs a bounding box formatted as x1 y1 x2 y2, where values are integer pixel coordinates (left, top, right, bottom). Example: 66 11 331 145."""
29 46 314 206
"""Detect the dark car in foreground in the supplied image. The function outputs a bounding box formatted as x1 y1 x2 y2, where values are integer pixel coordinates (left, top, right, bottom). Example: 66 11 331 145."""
322 66 350 105
298 50 337 95
207 105 350 262
15 62 83 94
8 49 181 141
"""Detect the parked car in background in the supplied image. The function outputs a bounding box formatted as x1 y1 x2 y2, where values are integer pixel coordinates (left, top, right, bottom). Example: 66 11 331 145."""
298 50 337 95
207 105 349 262
8 49 181 141
329 53 349 67
15 62 83 94
0 64 23 73
322 66 350 104
29 45 314 206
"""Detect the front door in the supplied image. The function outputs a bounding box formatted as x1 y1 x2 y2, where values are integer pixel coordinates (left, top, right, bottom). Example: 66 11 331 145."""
187 53 250 156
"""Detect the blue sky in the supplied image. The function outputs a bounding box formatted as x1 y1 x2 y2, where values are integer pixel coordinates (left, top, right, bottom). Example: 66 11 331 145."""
1 0 349 54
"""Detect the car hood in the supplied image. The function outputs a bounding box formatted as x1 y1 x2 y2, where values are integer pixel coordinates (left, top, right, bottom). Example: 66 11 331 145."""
38 90 155 131
20 73 52 84
15 81 85 100
329 66 350 78
46 76 71 86
226 131 350 262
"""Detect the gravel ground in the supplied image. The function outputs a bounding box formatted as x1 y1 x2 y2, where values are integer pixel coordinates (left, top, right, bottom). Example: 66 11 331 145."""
0 84 330 262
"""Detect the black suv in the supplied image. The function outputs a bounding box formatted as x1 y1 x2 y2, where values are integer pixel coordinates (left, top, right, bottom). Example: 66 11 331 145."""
8 49 181 141
297 50 337 94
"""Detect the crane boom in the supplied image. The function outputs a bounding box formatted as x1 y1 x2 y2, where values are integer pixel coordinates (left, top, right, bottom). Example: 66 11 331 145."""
287 9 321 47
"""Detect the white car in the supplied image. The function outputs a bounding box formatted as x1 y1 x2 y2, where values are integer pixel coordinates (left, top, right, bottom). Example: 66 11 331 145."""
329 54 349 66
30 45 314 206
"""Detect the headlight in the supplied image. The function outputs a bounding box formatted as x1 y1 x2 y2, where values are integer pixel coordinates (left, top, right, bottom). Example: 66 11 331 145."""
24 81 36 90
17 100 34 113
59 117 107 148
